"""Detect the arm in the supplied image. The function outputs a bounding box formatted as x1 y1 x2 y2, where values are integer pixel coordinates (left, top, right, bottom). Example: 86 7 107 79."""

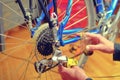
58 33 120 80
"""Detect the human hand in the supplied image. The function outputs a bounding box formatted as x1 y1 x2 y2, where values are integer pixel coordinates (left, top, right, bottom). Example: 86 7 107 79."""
58 65 88 80
85 33 114 53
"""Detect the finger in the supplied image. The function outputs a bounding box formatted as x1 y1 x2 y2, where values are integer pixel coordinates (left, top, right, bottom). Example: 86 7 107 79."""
86 45 102 51
85 32 100 39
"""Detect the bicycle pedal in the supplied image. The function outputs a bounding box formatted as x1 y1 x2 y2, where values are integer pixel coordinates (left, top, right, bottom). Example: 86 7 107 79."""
57 56 78 68
66 58 78 68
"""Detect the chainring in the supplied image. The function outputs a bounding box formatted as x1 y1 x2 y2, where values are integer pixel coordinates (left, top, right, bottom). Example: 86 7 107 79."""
33 23 54 56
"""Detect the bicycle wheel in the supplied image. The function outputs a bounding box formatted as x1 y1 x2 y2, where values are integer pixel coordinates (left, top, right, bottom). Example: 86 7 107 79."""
0 0 96 80
97 0 119 42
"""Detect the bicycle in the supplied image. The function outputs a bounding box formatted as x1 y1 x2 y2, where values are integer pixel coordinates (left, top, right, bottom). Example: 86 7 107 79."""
0 0 119 80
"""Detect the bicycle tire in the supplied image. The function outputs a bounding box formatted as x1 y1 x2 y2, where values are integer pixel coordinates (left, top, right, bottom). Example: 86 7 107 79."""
78 0 96 67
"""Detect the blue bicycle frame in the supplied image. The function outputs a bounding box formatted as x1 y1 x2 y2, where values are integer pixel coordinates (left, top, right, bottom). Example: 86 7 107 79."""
31 0 118 46
96 0 118 19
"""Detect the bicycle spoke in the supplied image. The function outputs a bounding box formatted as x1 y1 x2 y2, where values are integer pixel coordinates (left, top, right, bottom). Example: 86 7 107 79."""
18 63 29 80
45 72 47 80
57 0 62 8
0 52 34 64
65 16 88 29
0 41 35 46
58 0 79 18
0 17 28 30
18 48 35 80
37 73 42 80
0 1 37 30
1 39 35 52
49 69 59 74
57 0 88 30
0 41 35 62
0 1 27 21
15 45 36 73
0 42 23 45
0 34 31 42
69 6 86 20
49 70 53 80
